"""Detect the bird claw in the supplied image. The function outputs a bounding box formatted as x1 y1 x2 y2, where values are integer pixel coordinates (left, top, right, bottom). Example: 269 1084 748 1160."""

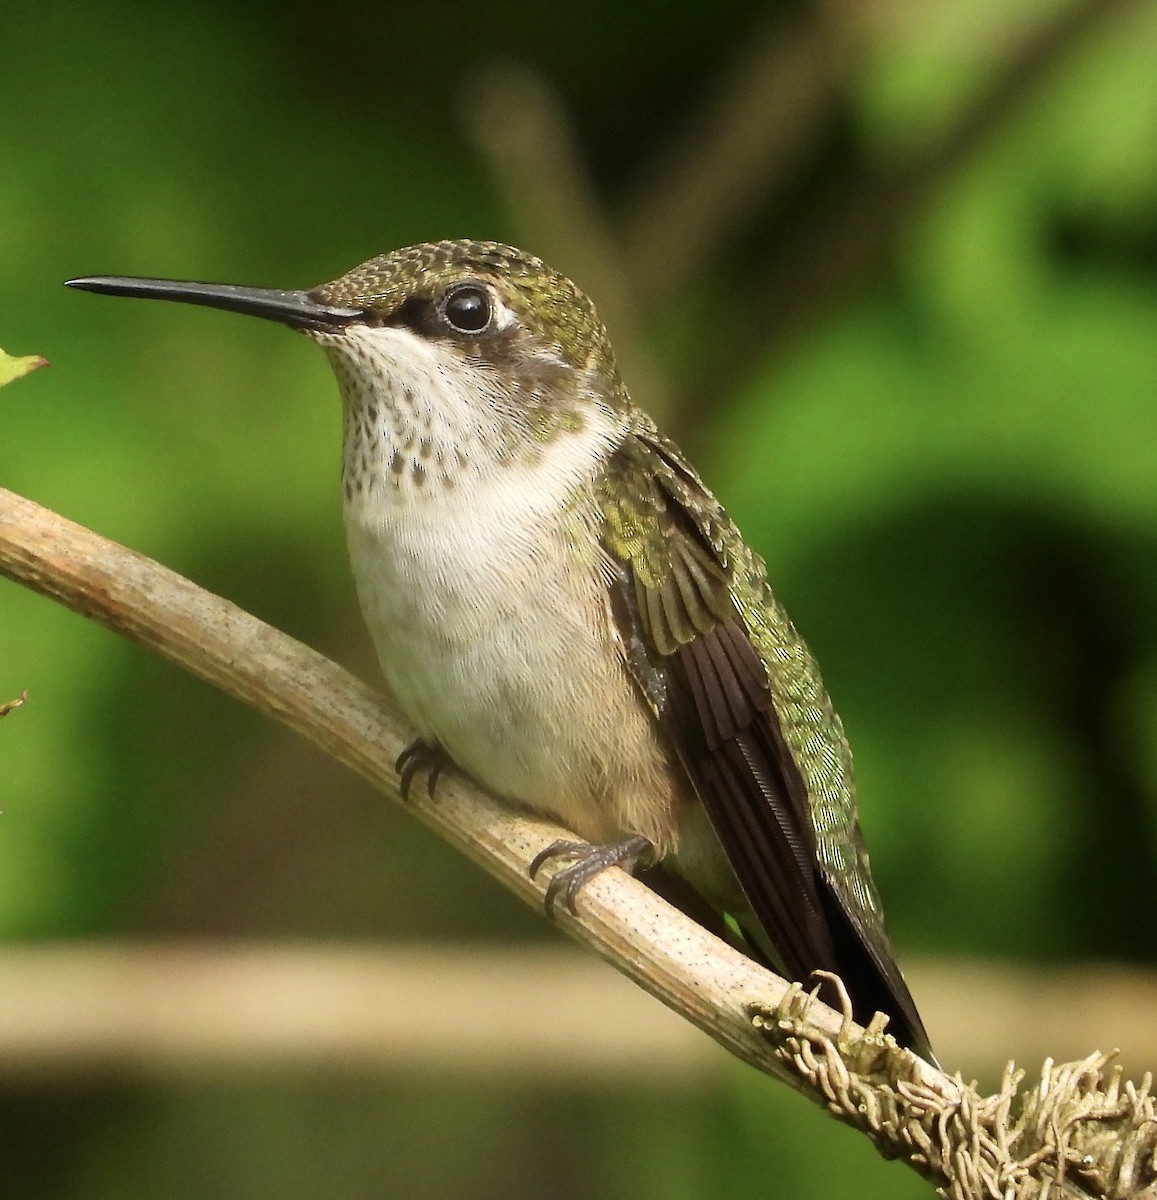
529 835 653 915
395 739 450 801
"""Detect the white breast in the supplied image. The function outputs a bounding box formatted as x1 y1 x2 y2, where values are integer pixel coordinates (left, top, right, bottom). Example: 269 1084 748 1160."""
316 323 680 847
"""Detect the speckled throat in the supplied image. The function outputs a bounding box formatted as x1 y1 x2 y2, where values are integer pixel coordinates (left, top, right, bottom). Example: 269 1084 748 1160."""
314 327 604 512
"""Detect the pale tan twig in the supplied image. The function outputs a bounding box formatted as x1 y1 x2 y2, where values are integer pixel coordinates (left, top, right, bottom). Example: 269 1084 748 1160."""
0 486 831 1081
5 485 1155 1196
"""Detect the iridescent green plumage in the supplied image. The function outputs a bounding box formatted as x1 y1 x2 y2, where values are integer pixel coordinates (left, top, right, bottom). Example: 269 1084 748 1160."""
596 424 929 1056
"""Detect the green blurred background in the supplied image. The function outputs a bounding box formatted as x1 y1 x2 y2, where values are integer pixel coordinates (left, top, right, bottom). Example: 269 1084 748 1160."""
3 0 1157 1196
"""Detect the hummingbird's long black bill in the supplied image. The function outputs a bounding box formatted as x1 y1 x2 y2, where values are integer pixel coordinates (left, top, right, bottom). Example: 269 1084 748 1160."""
65 276 363 332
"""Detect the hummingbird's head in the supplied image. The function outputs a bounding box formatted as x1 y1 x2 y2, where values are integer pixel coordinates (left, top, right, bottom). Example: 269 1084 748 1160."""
68 241 630 499
313 240 615 391
308 241 629 487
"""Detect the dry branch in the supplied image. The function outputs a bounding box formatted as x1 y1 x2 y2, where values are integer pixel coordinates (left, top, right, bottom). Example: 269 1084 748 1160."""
0 486 831 1079
3 485 1155 1198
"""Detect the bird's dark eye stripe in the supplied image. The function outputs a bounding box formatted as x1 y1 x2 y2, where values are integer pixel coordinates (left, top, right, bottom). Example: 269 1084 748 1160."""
387 294 441 335
383 285 495 339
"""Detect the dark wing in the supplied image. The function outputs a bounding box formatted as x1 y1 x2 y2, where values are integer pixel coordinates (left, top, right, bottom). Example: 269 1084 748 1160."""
598 429 933 1061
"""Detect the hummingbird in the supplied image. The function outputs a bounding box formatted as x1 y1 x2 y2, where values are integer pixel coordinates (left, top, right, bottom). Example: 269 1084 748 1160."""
67 240 934 1061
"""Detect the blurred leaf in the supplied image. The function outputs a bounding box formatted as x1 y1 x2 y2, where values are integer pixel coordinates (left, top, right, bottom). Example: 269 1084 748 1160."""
0 346 47 388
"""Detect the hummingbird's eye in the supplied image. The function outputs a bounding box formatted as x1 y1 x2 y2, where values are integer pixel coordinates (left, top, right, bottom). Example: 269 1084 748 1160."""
441 283 493 335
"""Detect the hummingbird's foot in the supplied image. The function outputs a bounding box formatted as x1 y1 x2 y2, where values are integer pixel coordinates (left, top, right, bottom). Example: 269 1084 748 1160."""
395 738 450 801
529 835 653 916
